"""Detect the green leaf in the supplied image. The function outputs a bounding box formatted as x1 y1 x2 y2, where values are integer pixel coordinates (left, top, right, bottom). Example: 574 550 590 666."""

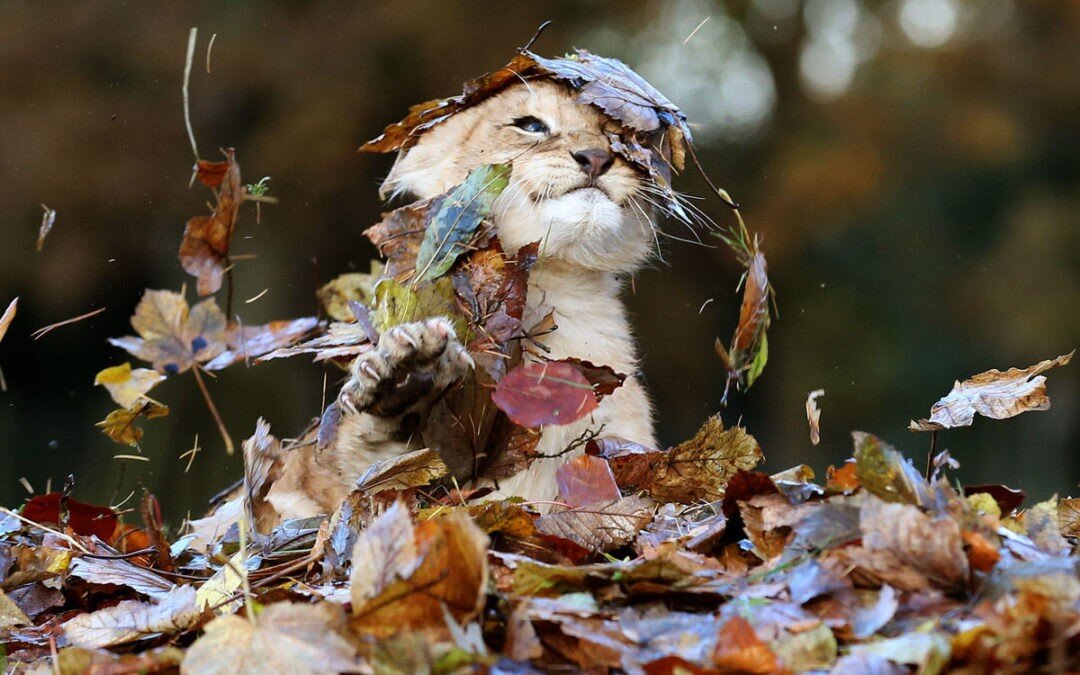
745 330 768 388
414 163 511 282
372 277 469 338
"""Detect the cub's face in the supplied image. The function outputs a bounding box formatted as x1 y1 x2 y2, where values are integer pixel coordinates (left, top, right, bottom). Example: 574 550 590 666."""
382 80 655 272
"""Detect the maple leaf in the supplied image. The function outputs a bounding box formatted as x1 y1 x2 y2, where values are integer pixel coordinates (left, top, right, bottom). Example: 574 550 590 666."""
108 289 227 374
182 602 360 675
910 351 1074 431
93 362 164 409
179 149 244 296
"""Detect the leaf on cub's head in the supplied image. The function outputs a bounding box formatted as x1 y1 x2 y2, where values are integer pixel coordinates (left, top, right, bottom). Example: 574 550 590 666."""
414 163 510 283
180 149 244 296
909 351 1074 432
107 289 227 374
493 361 598 428
96 401 169 447
94 362 164 409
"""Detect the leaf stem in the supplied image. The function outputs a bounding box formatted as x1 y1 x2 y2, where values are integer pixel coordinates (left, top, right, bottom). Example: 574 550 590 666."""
192 365 234 455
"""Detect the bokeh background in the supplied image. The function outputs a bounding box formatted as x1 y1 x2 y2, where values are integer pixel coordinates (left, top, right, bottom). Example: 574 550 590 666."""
1 0 1076 522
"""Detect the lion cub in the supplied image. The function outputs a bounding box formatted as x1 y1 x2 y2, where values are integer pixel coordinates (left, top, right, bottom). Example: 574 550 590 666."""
266 80 659 518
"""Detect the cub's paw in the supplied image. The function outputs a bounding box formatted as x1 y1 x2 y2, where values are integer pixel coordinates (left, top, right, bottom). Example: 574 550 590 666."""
338 318 473 418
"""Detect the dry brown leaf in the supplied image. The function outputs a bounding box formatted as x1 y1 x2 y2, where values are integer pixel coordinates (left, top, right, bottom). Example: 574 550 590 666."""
354 448 450 494
96 401 170 447
910 351 1074 431
806 389 824 446
1059 497 1080 538
179 148 244 296
62 585 199 649
203 317 320 371
853 432 932 507
242 418 286 534
859 498 970 591
651 416 763 503
711 615 788 674
67 556 175 599
0 588 31 629
535 495 654 552
181 601 359 675
351 507 489 637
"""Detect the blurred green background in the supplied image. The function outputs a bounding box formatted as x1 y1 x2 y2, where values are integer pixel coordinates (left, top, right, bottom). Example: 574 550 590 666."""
0 0 1076 522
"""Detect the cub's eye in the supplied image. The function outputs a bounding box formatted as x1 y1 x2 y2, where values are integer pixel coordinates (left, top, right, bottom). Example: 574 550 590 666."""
511 116 550 134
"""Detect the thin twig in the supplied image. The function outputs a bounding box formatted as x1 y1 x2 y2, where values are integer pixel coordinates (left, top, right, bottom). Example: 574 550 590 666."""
31 306 107 340
206 33 217 74
182 27 199 161
192 366 234 455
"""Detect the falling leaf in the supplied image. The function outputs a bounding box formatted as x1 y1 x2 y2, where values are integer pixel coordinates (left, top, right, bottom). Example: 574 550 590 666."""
182 602 360 675
556 455 621 508
806 389 824 446
179 149 244 296
96 401 169 446
62 585 199 649
0 297 17 344
108 289 227 374
94 362 165 409
493 361 598 428
910 351 1074 431
414 163 511 282
650 416 763 503
203 316 320 370
715 249 772 399
36 204 56 252
242 418 286 534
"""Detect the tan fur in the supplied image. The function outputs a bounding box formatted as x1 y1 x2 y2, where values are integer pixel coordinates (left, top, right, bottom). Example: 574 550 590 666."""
266 81 659 518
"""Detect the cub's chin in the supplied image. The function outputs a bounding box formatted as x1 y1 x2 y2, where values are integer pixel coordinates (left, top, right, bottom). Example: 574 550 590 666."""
495 187 652 271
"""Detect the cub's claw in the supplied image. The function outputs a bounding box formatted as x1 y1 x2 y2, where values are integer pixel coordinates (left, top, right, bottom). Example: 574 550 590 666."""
338 318 471 420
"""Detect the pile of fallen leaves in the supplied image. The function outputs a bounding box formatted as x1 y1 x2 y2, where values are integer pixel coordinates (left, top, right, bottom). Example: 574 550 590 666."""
2 419 1078 673
2 35 1078 675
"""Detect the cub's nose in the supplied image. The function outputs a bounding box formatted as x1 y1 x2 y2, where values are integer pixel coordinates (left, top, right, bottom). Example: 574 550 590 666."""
571 148 614 181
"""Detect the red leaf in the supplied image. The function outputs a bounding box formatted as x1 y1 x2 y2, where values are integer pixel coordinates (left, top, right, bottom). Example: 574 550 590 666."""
22 493 117 541
556 455 621 508
492 361 597 428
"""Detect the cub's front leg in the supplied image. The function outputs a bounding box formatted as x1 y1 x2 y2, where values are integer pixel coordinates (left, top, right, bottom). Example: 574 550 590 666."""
266 318 472 518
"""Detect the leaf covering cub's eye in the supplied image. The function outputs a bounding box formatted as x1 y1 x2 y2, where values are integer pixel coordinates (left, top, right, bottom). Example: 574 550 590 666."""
511 116 550 134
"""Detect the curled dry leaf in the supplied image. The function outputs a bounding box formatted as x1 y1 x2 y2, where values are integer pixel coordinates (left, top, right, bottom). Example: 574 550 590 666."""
364 203 427 281
350 508 489 637
806 389 824 446
910 351 1074 431
853 432 932 507
181 601 359 675
353 447 450 494
242 418 286 534
108 289 227 375
179 149 244 296
858 498 970 591
0 297 17 344
203 316 320 371
62 585 199 649
715 247 773 401
93 362 165 409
